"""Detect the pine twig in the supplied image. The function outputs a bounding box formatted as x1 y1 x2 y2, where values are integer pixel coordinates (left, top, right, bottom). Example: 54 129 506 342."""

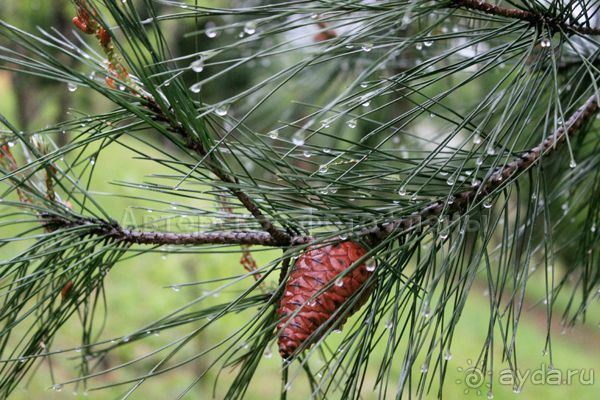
42 94 599 247
366 94 599 241
453 0 600 35
71 0 292 246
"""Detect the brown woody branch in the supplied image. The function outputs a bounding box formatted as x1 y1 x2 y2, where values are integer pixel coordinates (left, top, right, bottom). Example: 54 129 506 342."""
453 0 600 36
43 94 599 247
42 215 312 246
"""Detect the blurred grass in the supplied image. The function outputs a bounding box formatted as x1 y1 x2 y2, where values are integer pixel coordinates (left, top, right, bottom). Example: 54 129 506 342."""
1 65 599 400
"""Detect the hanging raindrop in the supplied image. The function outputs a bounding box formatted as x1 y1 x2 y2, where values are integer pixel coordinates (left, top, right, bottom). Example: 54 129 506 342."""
215 104 230 116
540 38 551 48
244 21 257 35
292 133 305 146
190 57 204 72
190 82 202 93
361 43 373 52
205 22 218 38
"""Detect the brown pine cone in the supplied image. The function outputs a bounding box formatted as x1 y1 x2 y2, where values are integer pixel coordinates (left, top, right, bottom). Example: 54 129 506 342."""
277 241 375 359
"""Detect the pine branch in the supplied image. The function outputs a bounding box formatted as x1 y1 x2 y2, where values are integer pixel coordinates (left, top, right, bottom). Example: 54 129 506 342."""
42 94 598 247
365 93 600 241
454 0 600 35
142 97 292 245
71 0 292 246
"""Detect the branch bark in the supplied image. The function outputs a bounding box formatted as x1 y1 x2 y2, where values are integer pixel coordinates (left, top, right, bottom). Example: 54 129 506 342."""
453 0 600 36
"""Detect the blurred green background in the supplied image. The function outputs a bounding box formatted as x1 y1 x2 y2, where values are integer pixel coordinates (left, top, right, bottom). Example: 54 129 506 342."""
0 0 598 399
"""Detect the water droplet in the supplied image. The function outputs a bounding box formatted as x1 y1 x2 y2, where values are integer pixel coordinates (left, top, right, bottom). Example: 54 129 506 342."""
171 285 181 292
415 43 423 50
362 99 371 107
346 119 357 128
446 176 455 185
122 336 130 343
303 150 311 158
335 278 344 287
205 22 218 38
339 233 348 240
540 38 551 48
361 43 373 52
89 157 96 165
244 21 257 35
476 157 483 166
190 82 202 93
319 164 329 174
424 40 433 47
320 119 331 128
292 133 305 146
18 357 26 363
513 385 521 394
569 160 576 168
333 328 342 333
323 148 331 154
360 82 368 88
366 259 376 272
215 104 230 116
443 350 452 360
67 82 78 92
190 57 204 72
384 320 393 329
263 348 272 358
483 200 492 209
398 187 407 196
52 384 64 392
268 129 279 139
74 347 81 353
473 134 481 144
487 391 494 399
486 147 496 155
420 363 428 373
8 141 15 147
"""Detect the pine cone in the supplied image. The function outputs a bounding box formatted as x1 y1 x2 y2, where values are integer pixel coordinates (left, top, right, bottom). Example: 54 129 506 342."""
277 241 375 359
